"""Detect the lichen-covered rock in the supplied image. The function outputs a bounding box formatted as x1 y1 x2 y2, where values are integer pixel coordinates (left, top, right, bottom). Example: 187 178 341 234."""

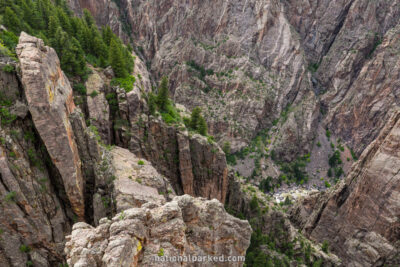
16 32 85 219
65 195 252 267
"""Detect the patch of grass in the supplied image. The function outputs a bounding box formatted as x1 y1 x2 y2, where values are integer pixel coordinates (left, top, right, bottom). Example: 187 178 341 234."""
138 160 144 166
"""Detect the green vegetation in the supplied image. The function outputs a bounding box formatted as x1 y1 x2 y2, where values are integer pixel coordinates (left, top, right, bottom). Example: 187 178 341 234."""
185 107 208 136
156 76 170 112
321 240 329 253
137 160 144 165
328 150 344 180
89 90 99 98
325 129 331 139
0 107 17 126
259 176 273 193
158 248 164 257
147 76 182 125
110 75 136 93
0 0 133 80
2 64 14 73
279 154 310 185
4 191 16 202
19 244 31 253
308 62 320 73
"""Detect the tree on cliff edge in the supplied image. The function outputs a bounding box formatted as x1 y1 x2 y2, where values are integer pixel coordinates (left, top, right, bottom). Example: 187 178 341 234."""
157 76 170 112
109 38 127 78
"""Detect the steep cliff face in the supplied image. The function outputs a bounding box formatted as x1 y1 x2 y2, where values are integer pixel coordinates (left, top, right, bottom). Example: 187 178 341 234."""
0 30 245 266
291 111 400 266
16 32 86 219
68 0 318 160
0 62 71 266
71 0 400 164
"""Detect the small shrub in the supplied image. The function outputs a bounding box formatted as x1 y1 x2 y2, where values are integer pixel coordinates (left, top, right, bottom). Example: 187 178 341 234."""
2 64 15 73
111 75 136 93
138 160 145 165
316 141 321 147
73 83 87 95
0 108 17 125
4 191 16 202
89 90 99 98
322 240 329 253
324 181 331 188
326 129 331 139
19 244 30 253
158 248 164 256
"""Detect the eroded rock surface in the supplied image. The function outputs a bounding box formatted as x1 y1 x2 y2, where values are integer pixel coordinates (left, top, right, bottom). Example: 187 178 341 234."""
16 32 85 219
291 111 400 266
65 194 251 267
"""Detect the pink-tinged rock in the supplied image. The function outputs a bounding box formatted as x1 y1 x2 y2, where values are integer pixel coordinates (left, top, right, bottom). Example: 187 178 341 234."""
16 32 85 219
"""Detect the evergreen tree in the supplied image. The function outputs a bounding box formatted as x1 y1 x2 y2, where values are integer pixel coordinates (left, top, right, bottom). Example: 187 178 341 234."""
109 38 127 78
56 7 72 34
189 107 202 130
198 116 207 136
83 9 95 27
4 7 21 33
48 15 60 38
157 76 169 112
102 26 113 46
148 93 157 115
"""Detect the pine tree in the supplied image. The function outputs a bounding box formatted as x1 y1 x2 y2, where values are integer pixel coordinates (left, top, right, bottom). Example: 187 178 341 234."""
157 76 169 112
83 9 95 27
109 38 127 78
148 92 157 115
48 15 60 38
56 7 72 34
198 116 207 136
102 26 113 46
189 107 202 130
4 7 21 33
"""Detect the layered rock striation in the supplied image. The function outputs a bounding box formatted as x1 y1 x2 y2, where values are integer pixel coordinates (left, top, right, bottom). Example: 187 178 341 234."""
291 111 400 266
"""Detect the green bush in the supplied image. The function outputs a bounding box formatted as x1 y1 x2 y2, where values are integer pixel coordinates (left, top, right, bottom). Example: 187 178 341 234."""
322 240 329 253
73 83 87 95
89 90 99 97
2 64 15 73
0 108 17 125
19 244 31 253
4 191 17 202
138 160 145 165
111 75 136 93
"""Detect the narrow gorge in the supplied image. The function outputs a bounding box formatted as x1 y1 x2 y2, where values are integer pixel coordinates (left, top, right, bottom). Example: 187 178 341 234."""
0 0 399 266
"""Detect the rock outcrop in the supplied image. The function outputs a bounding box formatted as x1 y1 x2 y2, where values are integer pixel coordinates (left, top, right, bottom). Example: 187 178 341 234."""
0 63 70 266
65 194 252 267
110 146 175 212
290 111 400 266
86 67 111 144
16 32 85 219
